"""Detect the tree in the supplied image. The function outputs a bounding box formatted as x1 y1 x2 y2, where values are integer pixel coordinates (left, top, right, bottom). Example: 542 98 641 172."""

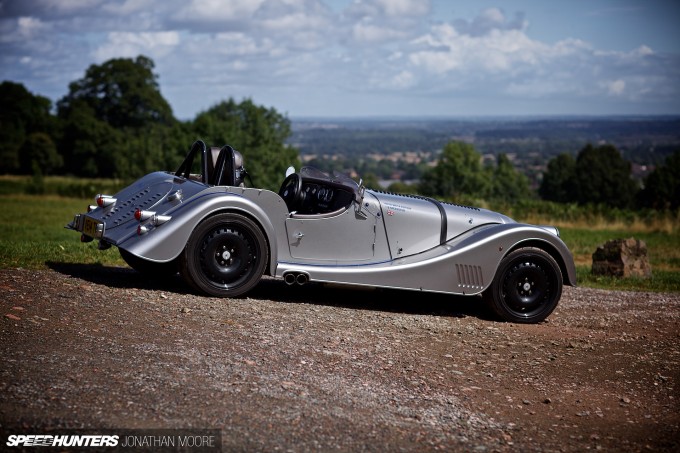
539 153 577 203
360 172 381 191
19 132 62 175
58 99 122 177
418 141 489 201
57 56 174 129
574 144 638 208
488 153 532 202
191 98 299 191
637 150 680 211
56 56 187 178
0 81 57 174
387 181 418 194
539 144 638 208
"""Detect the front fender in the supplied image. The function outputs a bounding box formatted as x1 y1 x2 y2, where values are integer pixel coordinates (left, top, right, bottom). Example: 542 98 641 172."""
451 222 577 289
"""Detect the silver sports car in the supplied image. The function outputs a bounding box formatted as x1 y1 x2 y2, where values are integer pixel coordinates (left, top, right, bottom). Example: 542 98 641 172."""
67 140 577 323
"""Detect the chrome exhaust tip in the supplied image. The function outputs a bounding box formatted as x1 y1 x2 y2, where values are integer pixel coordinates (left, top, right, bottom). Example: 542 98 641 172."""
284 273 297 285
296 273 308 285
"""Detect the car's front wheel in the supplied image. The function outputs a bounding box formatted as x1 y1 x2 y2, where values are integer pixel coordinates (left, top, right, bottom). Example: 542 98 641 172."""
484 247 563 323
180 213 267 297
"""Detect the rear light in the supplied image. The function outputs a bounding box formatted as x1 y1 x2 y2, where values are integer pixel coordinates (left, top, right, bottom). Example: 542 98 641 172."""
135 209 172 228
137 225 149 235
134 208 154 221
87 205 97 212
95 194 116 207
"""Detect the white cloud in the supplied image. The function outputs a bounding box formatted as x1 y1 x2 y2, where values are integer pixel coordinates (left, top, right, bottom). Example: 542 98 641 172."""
372 0 430 17
345 0 430 19
389 70 415 89
452 7 527 37
17 16 49 38
93 31 180 61
634 45 654 57
604 79 626 96
40 0 103 15
352 20 409 43
102 0 158 15
408 22 552 76
172 0 266 23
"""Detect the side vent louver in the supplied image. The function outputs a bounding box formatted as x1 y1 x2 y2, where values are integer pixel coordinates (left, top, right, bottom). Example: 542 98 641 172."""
455 264 484 289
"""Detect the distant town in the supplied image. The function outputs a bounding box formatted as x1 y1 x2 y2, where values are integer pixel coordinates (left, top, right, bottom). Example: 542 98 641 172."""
289 116 680 188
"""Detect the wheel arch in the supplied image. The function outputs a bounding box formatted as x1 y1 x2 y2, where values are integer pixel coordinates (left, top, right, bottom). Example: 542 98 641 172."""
506 238 577 287
195 206 275 276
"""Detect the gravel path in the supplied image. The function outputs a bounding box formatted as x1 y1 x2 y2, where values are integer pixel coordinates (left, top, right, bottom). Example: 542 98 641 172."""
1 266 679 452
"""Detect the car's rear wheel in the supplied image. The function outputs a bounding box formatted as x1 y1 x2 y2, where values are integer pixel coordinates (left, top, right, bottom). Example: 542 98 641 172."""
119 248 178 277
485 247 562 323
180 213 267 297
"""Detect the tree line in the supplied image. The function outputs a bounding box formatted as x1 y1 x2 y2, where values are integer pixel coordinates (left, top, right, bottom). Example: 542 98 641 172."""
417 141 679 211
1 55 678 210
0 56 298 192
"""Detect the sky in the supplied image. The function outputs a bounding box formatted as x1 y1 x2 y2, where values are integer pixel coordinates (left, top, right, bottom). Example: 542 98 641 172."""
1 0 679 120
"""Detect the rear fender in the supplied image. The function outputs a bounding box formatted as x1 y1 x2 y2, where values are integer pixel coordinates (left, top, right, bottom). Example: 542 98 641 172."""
118 187 286 275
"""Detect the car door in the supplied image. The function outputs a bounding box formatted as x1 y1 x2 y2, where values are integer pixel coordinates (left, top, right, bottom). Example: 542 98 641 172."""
284 194 389 263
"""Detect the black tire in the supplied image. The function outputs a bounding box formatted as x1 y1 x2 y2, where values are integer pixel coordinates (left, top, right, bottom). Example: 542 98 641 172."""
119 248 178 277
484 247 563 324
179 213 267 297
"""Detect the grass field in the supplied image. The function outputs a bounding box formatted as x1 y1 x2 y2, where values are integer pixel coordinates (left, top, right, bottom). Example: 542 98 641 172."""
1 193 678 292
0 195 126 269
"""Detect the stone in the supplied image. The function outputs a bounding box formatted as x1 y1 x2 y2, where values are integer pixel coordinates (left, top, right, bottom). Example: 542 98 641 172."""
591 237 652 278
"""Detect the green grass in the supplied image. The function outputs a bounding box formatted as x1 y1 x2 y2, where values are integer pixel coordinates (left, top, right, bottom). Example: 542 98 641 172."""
0 194 126 269
558 227 680 292
1 193 678 292
0 174 128 198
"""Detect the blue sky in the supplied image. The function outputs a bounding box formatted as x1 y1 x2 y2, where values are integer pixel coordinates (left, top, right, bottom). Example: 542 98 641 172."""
1 0 679 119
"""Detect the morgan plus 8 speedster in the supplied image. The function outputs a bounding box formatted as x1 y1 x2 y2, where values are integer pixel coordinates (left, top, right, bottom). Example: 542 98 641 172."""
67 140 577 323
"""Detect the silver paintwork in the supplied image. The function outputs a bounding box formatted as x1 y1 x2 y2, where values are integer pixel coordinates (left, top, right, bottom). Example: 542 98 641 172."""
67 166 577 296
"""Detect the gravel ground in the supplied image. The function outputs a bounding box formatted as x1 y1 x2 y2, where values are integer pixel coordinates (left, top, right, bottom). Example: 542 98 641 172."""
1 266 679 452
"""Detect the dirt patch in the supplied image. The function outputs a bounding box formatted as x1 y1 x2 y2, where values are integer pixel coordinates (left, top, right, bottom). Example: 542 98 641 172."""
1 267 678 452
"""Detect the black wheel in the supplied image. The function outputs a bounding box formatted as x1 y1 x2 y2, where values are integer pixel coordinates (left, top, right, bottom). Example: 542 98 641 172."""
484 247 562 323
278 173 302 212
119 248 178 277
180 213 267 297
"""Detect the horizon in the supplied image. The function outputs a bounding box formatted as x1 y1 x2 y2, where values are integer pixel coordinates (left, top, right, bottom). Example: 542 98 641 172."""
288 113 680 122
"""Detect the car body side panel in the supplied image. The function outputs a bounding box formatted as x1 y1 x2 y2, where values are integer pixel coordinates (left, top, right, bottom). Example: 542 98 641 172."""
276 222 576 295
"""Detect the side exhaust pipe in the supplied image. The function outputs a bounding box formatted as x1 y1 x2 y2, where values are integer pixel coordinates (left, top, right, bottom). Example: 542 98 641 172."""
284 273 297 285
283 272 310 286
